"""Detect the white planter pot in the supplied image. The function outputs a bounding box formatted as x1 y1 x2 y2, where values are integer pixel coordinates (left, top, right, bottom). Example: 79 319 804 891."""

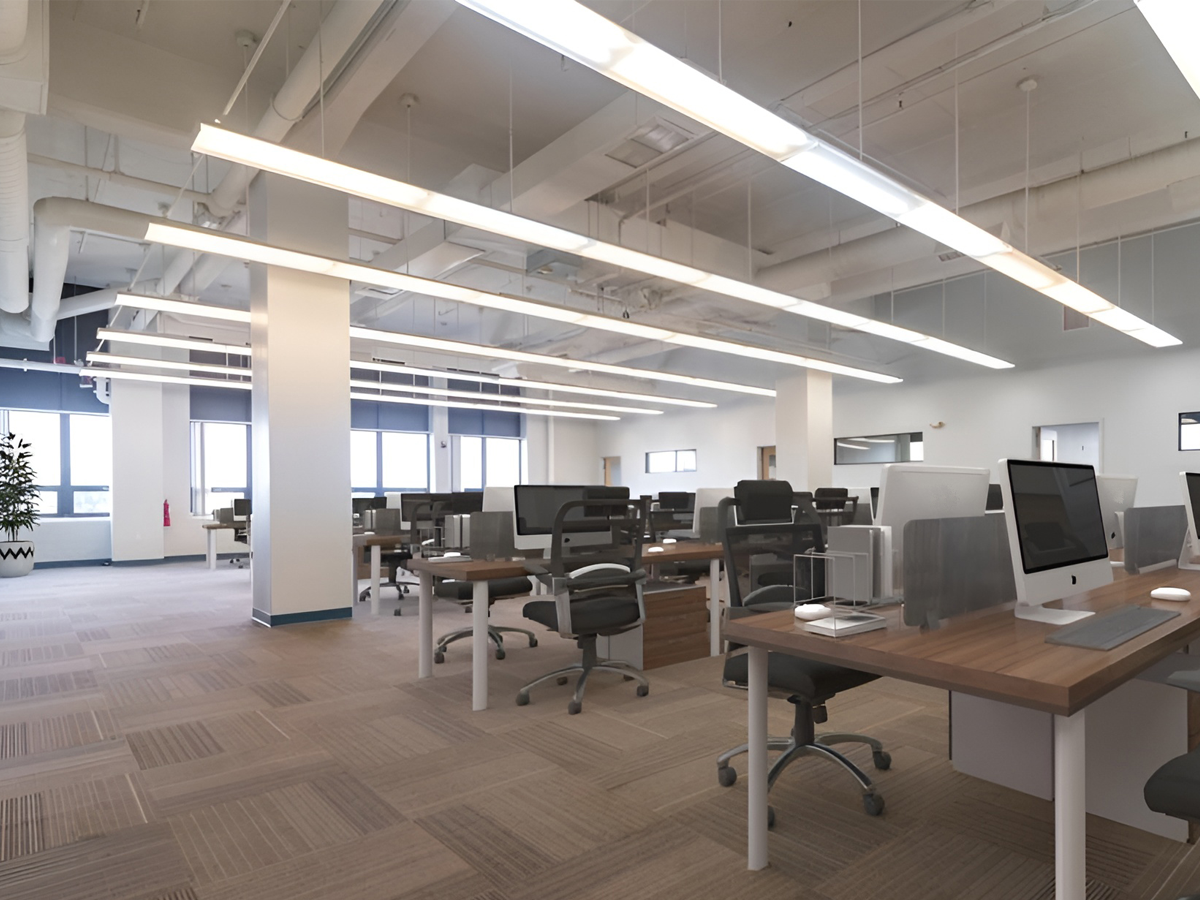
0 541 34 577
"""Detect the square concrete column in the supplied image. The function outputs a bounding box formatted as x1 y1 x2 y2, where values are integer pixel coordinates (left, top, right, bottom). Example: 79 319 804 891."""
249 173 351 626
774 371 833 492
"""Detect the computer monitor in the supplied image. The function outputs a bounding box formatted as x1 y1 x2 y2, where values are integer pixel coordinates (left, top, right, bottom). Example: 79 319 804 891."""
233 498 251 519
512 485 625 553
999 459 1111 624
658 491 694 512
451 492 485 515
875 464 990 567
351 497 375 517
1179 472 1200 570
369 496 388 510
1096 474 1137 550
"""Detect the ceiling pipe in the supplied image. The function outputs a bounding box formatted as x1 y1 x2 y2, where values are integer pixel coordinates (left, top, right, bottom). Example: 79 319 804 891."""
29 154 212 206
0 0 28 61
757 135 1200 294
0 109 28 314
157 0 388 297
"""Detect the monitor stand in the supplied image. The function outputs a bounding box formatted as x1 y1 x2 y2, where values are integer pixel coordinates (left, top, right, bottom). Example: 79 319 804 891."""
1179 530 1200 571
1014 604 1095 625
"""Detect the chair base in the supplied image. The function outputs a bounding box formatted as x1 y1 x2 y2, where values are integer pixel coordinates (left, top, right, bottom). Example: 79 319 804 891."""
516 637 648 714
716 700 888 819
434 624 538 662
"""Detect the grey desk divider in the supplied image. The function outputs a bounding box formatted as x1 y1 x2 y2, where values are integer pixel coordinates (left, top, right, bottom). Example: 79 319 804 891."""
1123 505 1188 575
467 511 516 560
902 515 1017 629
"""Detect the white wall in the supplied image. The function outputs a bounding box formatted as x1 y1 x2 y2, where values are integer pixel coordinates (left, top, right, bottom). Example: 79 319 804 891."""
832 347 1200 507
29 518 111 563
596 397 774 496
548 418 601 484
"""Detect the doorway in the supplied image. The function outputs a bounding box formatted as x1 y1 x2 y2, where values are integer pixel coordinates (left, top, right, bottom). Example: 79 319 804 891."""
1034 422 1100 468
758 446 776 480
602 456 622 486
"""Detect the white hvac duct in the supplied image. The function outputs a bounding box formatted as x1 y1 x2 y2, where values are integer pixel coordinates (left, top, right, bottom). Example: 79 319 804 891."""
0 109 27 314
159 0 386 297
757 135 1200 294
0 0 28 61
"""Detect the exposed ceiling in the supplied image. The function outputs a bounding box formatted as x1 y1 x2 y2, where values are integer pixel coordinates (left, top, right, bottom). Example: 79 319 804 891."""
5 0 1200 398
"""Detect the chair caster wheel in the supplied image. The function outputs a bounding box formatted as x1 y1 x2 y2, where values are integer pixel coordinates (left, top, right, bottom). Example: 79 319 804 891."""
636 684 649 697
402 586 410 595
495 648 506 660
873 750 892 771
717 765 737 788
516 692 530 706
529 637 538 648
767 806 776 829
434 651 445 664
556 676 569 686
393 609 402 616
567 700 582 715
863 793 885 816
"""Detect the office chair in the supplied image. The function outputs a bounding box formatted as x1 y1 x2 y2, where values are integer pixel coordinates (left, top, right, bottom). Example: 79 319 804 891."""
715 480 890 823
358 508 420 611
432 576 538 662
1144 671 1200 899
517 498 649 715
813 487 858 529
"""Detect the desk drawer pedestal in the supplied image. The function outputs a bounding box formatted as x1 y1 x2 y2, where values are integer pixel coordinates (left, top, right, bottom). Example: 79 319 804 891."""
598 584 709 671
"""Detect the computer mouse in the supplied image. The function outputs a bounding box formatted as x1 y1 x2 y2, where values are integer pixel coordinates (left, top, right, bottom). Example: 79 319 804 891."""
1151 587 1192 602
662 537 677 544
794 604 831 620
647 546 665 553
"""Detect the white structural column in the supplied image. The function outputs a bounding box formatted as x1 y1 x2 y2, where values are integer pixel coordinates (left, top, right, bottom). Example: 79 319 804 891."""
110 379 169 562
249 173 352 626
1055 711 1087 900
774 371 833 491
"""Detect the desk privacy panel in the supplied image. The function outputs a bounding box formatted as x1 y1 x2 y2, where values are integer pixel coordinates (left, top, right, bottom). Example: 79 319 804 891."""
902 515 1017 628
1123 505 1187 574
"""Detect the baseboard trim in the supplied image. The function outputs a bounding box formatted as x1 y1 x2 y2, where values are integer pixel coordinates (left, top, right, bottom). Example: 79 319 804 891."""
33 558 111 569
251 607 353 627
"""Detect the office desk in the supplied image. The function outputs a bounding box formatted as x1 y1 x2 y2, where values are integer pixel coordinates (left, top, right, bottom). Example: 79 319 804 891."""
351 533 409 615
408 541 725 711
202 521 240 570
723 566 1200 898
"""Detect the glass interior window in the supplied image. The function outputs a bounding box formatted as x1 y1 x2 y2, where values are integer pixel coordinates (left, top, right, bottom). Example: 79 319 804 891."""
646 451 676 474
8 410 61 486
69 414 112 487
350 430 378 489
676 450 697 472
1181 414 1200 451
485 437 521 488
382 432 430 490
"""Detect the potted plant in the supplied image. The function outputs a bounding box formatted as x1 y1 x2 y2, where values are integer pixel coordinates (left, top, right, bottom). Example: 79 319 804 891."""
0 432 39 577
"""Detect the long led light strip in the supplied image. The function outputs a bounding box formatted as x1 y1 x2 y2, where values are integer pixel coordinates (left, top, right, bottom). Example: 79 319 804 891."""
350 326 778 397
348 378 660 415
86 351 250 378
453 0 1181 350
193 125 1010 369
97 327 252 356
111 293 716 408
106 297 749 401
142 221 900 384
1135 0 1200 100
83 367 253 390
347 390 617 420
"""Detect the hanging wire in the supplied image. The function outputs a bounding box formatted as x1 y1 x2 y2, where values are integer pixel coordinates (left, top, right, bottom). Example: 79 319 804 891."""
953 31 960 215
746 176 753 281
857 0 864 160
1151 231 1156 323
717 0 723 83
1023 86 1031 253
317 1 326 159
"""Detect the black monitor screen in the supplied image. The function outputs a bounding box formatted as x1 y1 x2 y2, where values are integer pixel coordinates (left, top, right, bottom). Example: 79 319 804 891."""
514 485 587 535
351 497 374 515
452 492 485 515
1007 460 1107 574
369 496 387 510
1187 474 1200 528
233 498 251 517
658 491 693 511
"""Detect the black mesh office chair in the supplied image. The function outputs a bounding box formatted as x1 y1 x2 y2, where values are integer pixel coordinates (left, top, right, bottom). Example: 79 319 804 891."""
716 480 890 823
432 576 538 662
1145 670 1200 899
813 487 858 530
517 498 649 715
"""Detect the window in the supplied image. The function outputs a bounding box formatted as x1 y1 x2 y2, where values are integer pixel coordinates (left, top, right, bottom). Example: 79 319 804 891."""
458 436 523 490
1 409 111 516
834 432 923 466
1181 414 1200 451
645 449 697 474
191 421 250 515
351 429 431 495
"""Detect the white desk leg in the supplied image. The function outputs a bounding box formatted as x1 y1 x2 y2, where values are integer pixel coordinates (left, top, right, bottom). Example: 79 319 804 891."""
709 558 722 657
206 529 217 570
472 580 489 711
1054 710 1086 900
418 571 434 679
747 645 769 871
369 545 382 616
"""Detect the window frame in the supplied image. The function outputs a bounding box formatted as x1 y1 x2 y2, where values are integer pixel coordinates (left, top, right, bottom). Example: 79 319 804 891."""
1180 413 1200 452
350 428 432 496
190 419 252 515
454 434 525 491
0 408 112 518
833 431 925 466
644 449 698 474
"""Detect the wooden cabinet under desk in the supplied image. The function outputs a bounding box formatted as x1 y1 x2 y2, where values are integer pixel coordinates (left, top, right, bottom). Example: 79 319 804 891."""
600 582 709 670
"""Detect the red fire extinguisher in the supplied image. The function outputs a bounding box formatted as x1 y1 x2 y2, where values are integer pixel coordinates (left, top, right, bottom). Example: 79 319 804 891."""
163 500 171 527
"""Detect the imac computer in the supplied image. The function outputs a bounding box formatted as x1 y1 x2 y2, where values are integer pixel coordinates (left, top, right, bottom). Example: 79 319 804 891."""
875 464 990 571
999 459 1111 624
1096 474 1137 552
512 485 629 553
1178 472 1200 571
233 498 251 520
